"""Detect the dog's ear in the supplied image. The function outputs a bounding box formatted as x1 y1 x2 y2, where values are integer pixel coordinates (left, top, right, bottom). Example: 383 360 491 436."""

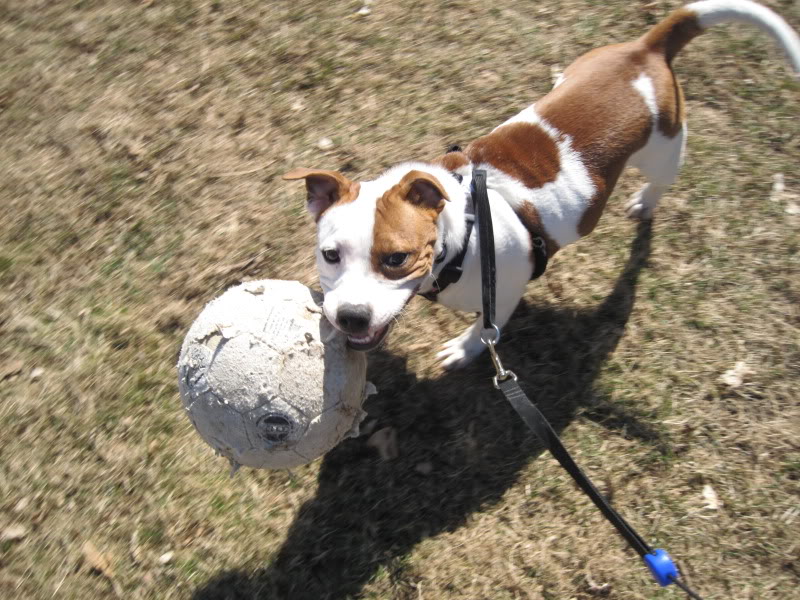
397 170 449 213
283 168 359 220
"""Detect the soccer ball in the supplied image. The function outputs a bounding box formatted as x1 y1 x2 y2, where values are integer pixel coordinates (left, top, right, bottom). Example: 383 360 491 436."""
178 279 371 471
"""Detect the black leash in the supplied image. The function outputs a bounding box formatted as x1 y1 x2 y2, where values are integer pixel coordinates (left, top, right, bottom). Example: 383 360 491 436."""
473 169 496 331
469 169 705 598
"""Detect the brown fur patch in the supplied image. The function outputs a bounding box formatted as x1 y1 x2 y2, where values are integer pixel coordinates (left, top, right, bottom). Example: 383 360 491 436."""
640 8 704 64
432 151 470 172
427 8 700 244
535 42 655 237
371 171 445 281
639 8 700 137
576 172 623 238
466 123 560 189
655 65 686 138
539 43 654 176
433 134 561 261
282 168 361 221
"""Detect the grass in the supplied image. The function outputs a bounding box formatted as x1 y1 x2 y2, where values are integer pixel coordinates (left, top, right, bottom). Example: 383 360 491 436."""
1 0 799 598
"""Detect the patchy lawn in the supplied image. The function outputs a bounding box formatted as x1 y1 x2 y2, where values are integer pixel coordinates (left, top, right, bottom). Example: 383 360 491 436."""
1 1 798 598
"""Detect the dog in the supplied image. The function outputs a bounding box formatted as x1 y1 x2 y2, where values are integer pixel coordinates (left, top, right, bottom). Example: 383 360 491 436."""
284 0 800 370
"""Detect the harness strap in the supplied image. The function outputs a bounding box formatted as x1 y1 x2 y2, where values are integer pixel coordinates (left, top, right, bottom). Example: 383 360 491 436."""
472 170 497 330
420 214 474 302
422 168 548 302
530 236 549 281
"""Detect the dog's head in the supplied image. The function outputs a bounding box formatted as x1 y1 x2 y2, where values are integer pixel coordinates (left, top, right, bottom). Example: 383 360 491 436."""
283 166 450 351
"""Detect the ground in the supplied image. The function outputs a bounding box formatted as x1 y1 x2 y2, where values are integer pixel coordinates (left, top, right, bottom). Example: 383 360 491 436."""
1 1 798 599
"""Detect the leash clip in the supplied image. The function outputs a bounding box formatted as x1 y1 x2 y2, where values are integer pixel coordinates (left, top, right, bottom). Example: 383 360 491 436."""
481 325 517 388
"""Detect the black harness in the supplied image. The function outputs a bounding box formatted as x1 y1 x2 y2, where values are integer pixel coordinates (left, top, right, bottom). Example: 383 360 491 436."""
420 210 475 302
421 149 550 302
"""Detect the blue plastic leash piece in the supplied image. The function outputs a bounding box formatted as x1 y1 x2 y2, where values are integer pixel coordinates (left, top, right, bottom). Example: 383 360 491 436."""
644 549 679 586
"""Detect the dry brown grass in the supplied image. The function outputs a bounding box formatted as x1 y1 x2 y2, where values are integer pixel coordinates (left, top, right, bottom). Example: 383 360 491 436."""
1 1 798 599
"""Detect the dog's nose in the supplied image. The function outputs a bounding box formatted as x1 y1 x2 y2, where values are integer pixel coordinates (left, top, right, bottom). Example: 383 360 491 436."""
336 304 372 335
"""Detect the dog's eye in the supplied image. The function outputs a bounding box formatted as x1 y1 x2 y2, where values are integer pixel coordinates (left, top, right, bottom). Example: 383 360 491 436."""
321 249 340 264
382 252 409 268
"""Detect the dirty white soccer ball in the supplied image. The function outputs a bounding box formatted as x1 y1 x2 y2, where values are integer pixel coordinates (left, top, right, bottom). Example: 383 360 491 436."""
178 279 371 471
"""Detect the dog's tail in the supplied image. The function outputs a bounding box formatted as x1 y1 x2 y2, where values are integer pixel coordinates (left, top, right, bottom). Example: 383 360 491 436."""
641 0 800 74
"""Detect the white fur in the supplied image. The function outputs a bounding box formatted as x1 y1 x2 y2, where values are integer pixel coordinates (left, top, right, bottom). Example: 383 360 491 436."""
434 185 535 367
316 162 469 343
626 123 687 219
632 73 658 124
489 106 597 248
310 0 798 370
626 73 687 219
687 0 800 73
628 124 687 187
315 195 381 329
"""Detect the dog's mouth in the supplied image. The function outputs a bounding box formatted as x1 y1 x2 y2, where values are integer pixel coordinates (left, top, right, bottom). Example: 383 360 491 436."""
346 323 391 352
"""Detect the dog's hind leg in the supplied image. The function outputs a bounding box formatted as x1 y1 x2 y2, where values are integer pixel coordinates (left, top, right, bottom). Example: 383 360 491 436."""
625 123 686 220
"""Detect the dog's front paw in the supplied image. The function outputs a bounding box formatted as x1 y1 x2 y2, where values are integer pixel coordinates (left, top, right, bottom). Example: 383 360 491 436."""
436 332 485 370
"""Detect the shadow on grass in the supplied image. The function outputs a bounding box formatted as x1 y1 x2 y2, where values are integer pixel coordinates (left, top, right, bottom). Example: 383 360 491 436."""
194 222 659 600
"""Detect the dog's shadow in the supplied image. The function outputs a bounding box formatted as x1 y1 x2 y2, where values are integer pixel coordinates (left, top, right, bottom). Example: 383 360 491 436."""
194 222 661 600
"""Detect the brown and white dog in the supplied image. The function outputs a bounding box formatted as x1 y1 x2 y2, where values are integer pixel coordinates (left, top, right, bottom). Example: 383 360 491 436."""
284 0 800 369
